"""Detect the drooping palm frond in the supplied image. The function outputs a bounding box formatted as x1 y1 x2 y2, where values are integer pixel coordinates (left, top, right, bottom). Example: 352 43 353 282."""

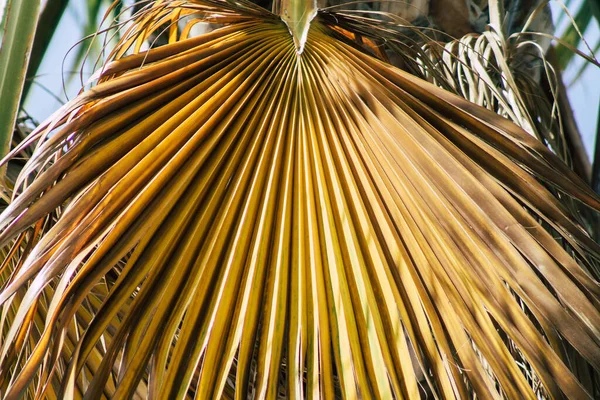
417 31 565 153
1 0 600 398
0 0 41 200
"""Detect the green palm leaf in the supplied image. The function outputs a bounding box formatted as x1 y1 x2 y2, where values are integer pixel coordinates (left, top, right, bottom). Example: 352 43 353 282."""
0 0 40 198
1 0 600 398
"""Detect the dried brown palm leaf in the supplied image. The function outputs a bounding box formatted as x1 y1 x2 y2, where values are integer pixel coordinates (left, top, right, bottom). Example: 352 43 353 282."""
1 0 600 398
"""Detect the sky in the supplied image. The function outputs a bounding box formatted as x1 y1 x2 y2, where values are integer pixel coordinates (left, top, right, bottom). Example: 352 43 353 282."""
21 0 600 161
24 0 100 120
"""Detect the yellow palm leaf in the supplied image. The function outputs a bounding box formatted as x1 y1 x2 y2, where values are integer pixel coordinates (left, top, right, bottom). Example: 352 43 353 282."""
1 1 599 398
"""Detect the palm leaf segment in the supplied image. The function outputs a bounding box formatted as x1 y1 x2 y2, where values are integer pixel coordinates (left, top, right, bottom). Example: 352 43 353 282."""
1 0 600 398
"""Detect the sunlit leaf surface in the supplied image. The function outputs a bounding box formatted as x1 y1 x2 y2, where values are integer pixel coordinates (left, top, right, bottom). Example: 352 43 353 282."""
1 0 600 398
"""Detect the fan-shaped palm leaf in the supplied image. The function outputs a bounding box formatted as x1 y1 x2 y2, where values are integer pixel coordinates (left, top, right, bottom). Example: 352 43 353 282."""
1 0 600 398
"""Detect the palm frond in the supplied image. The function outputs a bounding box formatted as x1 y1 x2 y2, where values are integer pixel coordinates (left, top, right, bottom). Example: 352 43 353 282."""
0 0 41 200
21 0 70 103
1 0 600 398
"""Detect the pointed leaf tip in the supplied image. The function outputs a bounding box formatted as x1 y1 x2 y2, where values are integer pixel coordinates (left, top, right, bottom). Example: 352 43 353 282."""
275 0 317 54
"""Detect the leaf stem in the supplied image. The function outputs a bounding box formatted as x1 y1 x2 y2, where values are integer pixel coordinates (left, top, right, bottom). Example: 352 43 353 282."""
273 0 317 53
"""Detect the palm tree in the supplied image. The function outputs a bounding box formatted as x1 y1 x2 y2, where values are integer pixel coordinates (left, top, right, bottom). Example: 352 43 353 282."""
1 0 600 398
